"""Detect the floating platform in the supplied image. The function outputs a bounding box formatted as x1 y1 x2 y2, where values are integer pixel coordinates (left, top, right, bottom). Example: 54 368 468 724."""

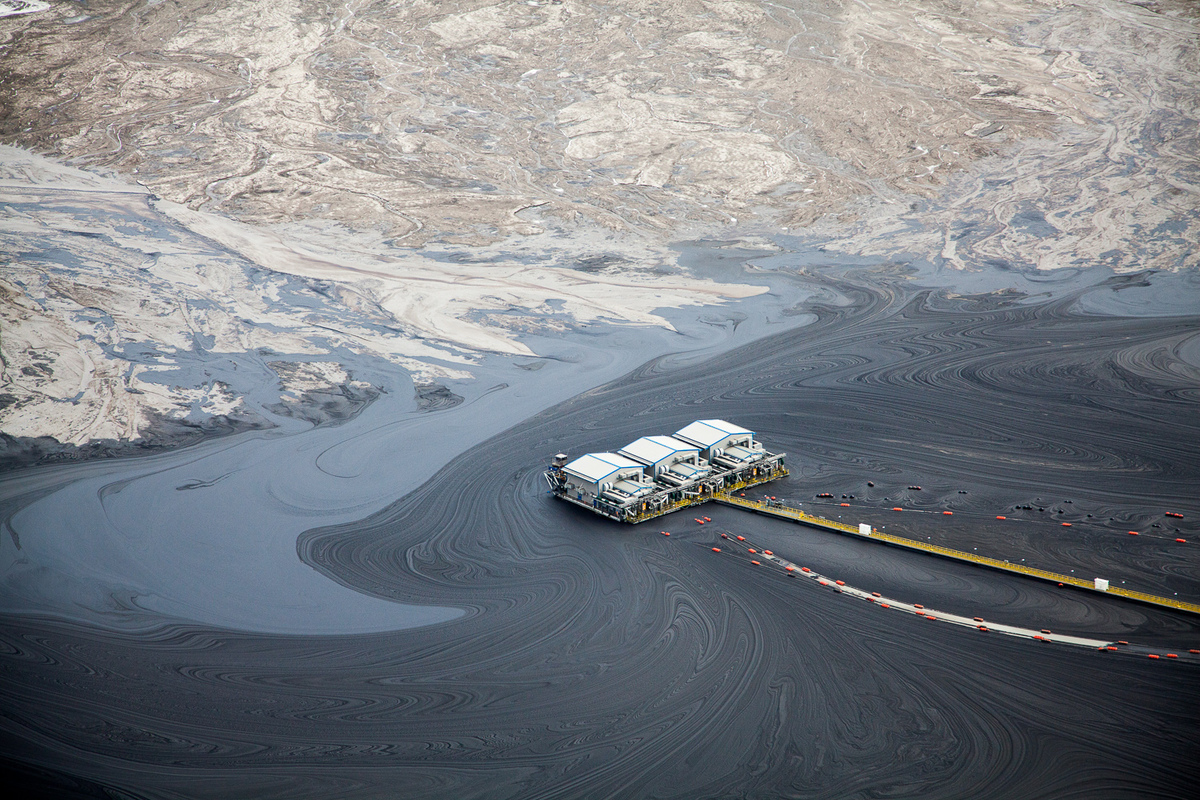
546 419 787 524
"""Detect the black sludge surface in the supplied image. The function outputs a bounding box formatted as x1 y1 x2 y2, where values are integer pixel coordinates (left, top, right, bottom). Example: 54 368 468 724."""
5 283 1200 798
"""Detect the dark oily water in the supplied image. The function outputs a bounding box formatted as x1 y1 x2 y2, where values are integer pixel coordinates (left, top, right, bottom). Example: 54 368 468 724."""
3 278 1199 799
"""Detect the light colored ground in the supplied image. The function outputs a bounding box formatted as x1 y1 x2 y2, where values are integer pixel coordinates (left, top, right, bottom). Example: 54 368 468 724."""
1 0 1197 448
0 146 760 445
0 2 48 19
7 0 1194 254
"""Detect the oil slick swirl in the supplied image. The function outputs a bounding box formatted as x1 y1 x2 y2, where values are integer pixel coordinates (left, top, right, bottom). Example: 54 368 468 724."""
5 272 1196 797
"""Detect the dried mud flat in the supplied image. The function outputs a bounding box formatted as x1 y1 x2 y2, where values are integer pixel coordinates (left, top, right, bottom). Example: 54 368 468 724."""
2 0 1199 454
0 0 1186 242
0 0 1195 255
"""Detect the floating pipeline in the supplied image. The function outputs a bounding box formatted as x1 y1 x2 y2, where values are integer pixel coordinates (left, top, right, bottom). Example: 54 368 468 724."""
708 531 1200 658
709 532 1124 651
713 493 1200 617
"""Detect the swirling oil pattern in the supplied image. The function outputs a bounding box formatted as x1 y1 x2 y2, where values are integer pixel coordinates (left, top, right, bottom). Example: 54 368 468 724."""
4 276 1200 799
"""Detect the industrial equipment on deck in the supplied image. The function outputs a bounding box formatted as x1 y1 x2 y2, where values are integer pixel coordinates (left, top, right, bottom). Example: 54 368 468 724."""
545 419 787 523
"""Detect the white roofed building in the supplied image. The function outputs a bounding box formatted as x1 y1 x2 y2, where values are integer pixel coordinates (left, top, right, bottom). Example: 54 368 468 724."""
560 452 654 507
618 435 708 487
547 419 786 523
673 419 763 465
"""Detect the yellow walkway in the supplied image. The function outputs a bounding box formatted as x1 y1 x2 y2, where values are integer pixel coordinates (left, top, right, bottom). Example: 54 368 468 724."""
714 494 1200 616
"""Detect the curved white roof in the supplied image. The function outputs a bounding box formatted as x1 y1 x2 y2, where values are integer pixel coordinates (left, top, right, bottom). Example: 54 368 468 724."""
618 435 699 465
674 419 754 448
562 452 644 483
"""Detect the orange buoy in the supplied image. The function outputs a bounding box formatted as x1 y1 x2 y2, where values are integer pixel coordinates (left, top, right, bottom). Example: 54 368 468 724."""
819 580 828 586
721 533 729 539
1167 653 1178 659
835 580 845 586
978 626 988 632
785 566 795 572
1058 582 1063 586
662 531 670 536
926 616 937 621
867 597 875 603
881 603 890 609
1166 512 1183 518
943 511 953 515
763 550 773 556
704 517 711 522
751 560 761 565
712 547 721 552
1118 640 1129 645
1041 629 1052 634
1034 635 1044 640
996 515 1007 520
748 548 757 554
893 507 903 511
1149 654 1160 659
1176 538 1187 543
1128 531 1139 535
1190 649 1200 654
973 616 984 622
840 503 850 507
872 592 882 598
737 535 745 541
801 567 811 573
1062 522 1072 527
914 604 924 609
1107 646 1118 651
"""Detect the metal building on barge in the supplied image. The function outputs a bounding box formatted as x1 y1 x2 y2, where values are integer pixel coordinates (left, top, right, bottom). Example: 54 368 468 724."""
546 419 788 523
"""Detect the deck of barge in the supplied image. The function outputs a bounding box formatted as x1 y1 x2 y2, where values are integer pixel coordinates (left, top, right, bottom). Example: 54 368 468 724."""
555 462 788 524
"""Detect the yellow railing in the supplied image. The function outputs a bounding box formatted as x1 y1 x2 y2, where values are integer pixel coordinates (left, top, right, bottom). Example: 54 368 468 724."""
714 493 1200 616
717 493 861 534
625 467 789 524
1107 587 1200 613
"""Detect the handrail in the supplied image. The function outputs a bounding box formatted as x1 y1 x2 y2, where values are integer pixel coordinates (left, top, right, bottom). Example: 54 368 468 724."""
714 493 1200 616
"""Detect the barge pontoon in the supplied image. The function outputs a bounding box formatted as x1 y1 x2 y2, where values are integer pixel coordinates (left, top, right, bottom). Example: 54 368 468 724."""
545 419 788 523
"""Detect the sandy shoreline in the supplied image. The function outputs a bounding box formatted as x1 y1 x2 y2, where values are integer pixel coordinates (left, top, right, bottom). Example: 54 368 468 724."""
0 144 771 467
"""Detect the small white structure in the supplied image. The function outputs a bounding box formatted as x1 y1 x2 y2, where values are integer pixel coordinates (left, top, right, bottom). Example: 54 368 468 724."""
859 523 872 536
673 419 764 467
560 452 653 505
1094 578 1109 591
618 435 708 487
